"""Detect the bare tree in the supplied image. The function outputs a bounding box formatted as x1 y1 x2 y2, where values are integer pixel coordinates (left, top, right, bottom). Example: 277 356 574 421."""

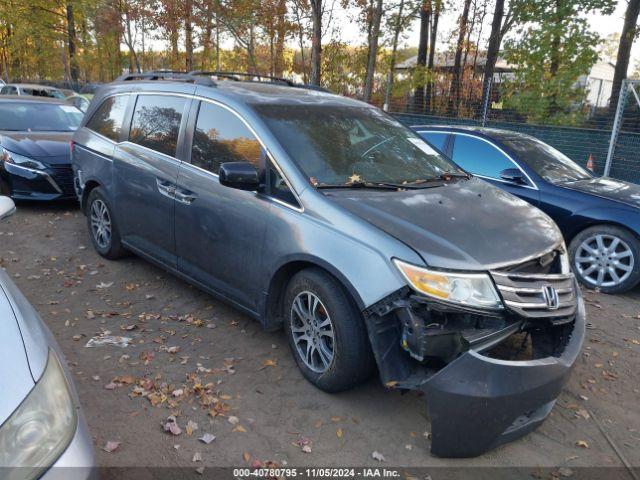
413 0 431 112
449 0 472 112
363 0 384 102
610 0 640 115
310 0 322 85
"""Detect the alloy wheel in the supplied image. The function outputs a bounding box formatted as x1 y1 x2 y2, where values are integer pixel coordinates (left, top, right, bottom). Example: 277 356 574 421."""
575 233 634 288
90 199 112 250
290 291 335 373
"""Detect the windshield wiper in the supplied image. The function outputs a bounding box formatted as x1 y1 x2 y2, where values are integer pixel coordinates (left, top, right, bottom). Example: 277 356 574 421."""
403 172 471 185
316 181 402 190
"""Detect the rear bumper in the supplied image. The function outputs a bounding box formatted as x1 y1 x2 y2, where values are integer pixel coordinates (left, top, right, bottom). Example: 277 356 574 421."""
422 295 585 457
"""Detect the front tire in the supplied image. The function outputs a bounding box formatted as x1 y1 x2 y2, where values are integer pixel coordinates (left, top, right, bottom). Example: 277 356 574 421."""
86 187 127 260
283 268 375 392
569 225 640 294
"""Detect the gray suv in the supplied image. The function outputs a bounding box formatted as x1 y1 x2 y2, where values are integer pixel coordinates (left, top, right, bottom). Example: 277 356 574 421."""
71 72 585 458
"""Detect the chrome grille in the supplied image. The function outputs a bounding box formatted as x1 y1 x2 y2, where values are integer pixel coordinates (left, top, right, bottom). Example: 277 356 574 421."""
491 271 577 319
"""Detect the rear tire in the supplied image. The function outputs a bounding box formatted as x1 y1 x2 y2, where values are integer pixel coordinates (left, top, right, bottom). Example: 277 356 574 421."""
569 224 640 294
86 187 127 260
283 268 375 392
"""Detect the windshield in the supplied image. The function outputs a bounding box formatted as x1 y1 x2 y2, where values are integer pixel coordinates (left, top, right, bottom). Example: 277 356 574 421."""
255 104 463 186
500 136 593 184
0 102 82 131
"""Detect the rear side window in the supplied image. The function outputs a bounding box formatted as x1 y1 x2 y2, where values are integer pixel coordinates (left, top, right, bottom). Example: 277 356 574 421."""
191 101 263 174
451 134 513 178
418 131 448 152
129 95 187 157
86 95 129 141
1 86 16 95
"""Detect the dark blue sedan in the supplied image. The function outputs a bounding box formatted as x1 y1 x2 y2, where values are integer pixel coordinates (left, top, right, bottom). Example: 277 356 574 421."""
413 125 640 293
0 96 83 201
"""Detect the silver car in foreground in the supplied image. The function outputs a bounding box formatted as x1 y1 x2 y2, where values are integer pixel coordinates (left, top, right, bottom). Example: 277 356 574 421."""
0 196 94 478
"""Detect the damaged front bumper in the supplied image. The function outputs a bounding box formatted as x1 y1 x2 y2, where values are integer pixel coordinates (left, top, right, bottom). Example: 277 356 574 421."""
363 283 585 458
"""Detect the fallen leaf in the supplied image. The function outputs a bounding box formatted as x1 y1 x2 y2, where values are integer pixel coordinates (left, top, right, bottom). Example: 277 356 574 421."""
164 416 182 436
302 445 312 453
336 428 343 438
243 451 251 462
186 420 198 436
228 416 239 425
192 452 202 462
372 451 385 462
172 389 184 397
103 441 121 453
96 281 114 289
233 425 247 433
199 433 216 444
576 440 589 448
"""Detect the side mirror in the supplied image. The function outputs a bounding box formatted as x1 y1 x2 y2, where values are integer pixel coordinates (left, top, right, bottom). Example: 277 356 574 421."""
0 196 15 221
219 162 259 191
499 168 526 185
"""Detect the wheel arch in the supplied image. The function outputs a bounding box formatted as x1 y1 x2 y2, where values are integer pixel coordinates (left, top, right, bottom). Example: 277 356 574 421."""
261 256 365 332
81 179 101 213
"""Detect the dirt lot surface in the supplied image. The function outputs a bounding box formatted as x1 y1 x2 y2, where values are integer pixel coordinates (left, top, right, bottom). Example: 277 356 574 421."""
2 203 640 476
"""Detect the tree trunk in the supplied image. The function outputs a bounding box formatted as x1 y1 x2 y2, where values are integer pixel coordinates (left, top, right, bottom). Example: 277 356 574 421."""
202 0 214 70
383 0 405 110
480 0 504 117
185 0 194 71
274 0 287 77
449 0 471 113
66 2 78 84
610 0 640 116
294 3 307 83
413 1 431 113
363 0 384 102
425 0 440 113
310 0 322 85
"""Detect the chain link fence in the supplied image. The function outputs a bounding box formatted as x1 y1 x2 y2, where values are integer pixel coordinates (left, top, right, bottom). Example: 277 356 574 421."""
604 80 640 183
384 75 640 182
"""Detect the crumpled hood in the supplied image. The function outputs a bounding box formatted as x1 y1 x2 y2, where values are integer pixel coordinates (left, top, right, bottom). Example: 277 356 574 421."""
1 131 73 163
0 282 35 424
563 177 640 209
326 177 562 270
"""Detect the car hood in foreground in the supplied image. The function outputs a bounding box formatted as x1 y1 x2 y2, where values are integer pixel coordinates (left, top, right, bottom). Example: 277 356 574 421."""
326 177 562 270
562 176 640 209
0 131 73 163
0 281 35 424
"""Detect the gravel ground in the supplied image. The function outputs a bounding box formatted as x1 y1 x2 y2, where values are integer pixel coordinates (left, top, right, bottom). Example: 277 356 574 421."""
2 202 640 476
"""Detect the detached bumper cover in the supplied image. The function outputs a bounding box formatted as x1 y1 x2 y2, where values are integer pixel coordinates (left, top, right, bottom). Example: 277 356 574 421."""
423 297 585 457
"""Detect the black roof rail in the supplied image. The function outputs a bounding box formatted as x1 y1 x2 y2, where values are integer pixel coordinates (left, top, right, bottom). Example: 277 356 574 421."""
189 71 295 86
115 71 216 87
189 70 332 93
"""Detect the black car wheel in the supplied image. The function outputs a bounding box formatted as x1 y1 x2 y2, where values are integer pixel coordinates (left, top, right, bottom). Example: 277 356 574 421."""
86 187 127 259
569 225 640 293
283 268 375 392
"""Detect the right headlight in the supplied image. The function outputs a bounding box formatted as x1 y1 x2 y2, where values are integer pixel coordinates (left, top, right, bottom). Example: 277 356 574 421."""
393 259 503 309
0 349 77 479
1 147 46 170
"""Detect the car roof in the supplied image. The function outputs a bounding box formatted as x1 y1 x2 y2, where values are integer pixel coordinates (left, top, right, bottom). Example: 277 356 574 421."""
105 77 369 109
410 124 536 142
4 83 61 90
0 95 66 104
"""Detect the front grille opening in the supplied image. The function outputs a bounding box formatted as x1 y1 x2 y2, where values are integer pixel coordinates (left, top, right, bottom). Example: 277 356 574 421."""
503 249 563 275
485 331 533 361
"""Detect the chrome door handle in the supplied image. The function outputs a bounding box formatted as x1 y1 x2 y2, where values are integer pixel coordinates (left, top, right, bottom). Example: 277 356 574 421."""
156 178 175 199
174 189 197 205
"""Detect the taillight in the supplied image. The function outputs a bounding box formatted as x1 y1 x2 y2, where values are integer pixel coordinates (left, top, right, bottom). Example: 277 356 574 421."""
69 141 75 155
